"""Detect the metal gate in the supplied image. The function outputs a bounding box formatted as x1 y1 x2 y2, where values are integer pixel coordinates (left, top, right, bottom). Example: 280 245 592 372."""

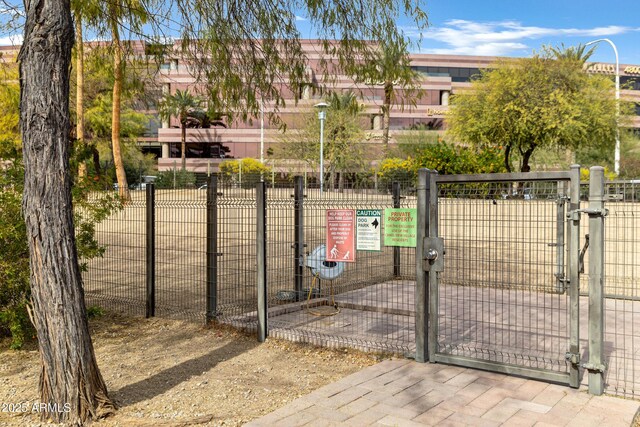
416 168 582 388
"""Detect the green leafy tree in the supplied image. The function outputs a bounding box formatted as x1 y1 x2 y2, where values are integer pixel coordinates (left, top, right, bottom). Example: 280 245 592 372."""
0 63 21 156
18 0 427 423
158 89 204 170
275 91 369 190
447 46 620 172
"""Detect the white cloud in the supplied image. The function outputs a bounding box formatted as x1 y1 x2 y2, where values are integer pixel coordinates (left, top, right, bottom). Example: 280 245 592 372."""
295 15 307 22
413 20 639 57
0 34 21 46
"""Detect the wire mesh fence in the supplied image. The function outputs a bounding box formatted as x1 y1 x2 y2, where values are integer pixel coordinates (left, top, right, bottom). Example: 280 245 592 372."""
259 180 417 355
81 177 419 355
578 181 640 398
79 173 640 397
82 191 147 317
434 180 572 375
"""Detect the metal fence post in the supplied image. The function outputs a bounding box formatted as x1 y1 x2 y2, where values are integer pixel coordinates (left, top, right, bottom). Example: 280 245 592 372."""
415 169 429 363
587 166 606 395
257 181 268 342
294 176 305 301
568 165 581 388
145 183 156 318
392 181 401 277
206 174 218 322
427 170 439 363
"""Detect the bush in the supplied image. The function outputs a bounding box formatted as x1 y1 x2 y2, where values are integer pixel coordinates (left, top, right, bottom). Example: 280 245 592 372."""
0 157 120 349
219 158 271 188
154 168 197 189
412 140 505 175
620 157 640 179
579 167 617 182
377 141 505 191
377 158 417 191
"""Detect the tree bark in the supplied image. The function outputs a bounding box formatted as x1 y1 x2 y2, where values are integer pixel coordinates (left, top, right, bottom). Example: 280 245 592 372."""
110 17 129 200
19 0 115 424
381 81 393 153
521 145 535 173
504 144 512 173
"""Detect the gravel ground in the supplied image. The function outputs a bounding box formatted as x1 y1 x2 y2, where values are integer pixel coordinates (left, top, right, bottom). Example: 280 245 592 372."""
0 312 386 426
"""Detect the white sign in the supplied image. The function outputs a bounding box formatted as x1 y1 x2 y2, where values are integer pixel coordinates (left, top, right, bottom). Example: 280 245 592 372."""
356 210 382 251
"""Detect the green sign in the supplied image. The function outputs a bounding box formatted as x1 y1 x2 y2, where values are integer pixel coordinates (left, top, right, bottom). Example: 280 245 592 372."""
384 208 417 247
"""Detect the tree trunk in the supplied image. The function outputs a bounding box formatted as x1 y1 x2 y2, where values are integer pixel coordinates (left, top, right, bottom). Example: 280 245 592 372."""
76 14 87 178
110 20 129 200
504 144 512 173
521 146 535 173
181 123 187 170
19 0 115 424
381 81 393 153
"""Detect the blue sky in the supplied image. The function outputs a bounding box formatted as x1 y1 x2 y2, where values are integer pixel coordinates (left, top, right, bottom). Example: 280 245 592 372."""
2 1 639 65
409 0 640 64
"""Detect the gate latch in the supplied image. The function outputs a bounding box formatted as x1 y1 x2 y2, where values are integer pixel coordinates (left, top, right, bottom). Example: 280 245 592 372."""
567 208 609 221
581 362 606 373
423 237 445 272
565 352 580 365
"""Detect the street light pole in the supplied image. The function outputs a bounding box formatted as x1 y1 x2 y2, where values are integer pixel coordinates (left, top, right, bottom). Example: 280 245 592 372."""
314 102 329 193
586 38 620 175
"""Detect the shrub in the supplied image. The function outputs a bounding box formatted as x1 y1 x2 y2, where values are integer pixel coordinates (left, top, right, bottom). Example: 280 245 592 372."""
413 140 505 175
579 167 617 182
0 157 120 349
219 158 272 188
154 168 197 189
620 157 640 179
377 158 417 191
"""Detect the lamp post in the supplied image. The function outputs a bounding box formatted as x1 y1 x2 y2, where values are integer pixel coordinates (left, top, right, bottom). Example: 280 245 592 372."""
586 38 620 175
314 102 329 193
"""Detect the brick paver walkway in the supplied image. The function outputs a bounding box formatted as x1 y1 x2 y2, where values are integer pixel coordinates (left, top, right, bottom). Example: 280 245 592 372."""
246 359 639 426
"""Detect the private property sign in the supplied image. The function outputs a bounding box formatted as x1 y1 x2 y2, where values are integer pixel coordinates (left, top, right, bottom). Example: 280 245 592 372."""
383 208 418 247
356 210 382 251
326 209 355 262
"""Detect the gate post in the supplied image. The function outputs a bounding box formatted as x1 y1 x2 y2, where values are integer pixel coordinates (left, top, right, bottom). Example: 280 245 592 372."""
206 174 218 322
257 181 268 342
415 169 430 363
145 183 156 318
392 181 401 277
587 166 606 395
294 176 305 301
568 165 581 388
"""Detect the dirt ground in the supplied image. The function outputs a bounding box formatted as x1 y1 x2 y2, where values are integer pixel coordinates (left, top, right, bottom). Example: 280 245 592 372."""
0 312 386 427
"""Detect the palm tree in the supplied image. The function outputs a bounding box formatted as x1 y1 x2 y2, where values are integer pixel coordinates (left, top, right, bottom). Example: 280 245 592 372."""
71 0 102 178
549 43 596 64
158 89 204 170
357 40 423 152
327 91 362 116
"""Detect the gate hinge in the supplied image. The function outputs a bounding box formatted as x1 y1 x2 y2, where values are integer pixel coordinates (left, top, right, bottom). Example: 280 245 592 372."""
567 208 609 221
581 362 606 373
565 352 580 365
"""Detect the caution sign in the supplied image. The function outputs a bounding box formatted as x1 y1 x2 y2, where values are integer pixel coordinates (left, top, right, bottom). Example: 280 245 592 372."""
326 209 355 263
384 208 417 247
356 210 382 251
